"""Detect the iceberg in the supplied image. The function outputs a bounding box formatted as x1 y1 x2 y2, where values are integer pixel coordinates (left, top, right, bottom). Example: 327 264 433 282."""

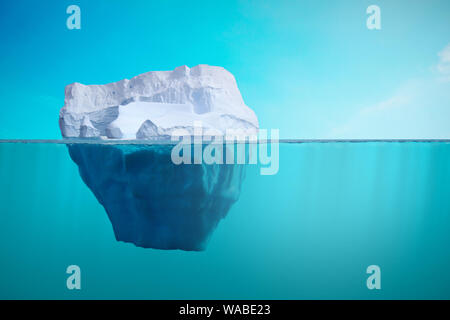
60 65 258 250
59 64 258 139
67 143 246 251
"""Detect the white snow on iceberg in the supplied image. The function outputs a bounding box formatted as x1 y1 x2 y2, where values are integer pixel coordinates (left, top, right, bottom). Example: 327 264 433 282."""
59 65 259 139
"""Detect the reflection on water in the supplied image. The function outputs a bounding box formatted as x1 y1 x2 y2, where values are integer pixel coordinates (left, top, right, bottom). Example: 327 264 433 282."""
67 143 247 251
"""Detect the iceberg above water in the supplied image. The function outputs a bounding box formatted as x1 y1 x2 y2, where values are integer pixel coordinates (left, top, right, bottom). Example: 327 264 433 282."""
59 64 258 139
60 65 258 250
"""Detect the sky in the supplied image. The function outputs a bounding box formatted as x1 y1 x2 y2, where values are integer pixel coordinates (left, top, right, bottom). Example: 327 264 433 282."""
0 0 449 139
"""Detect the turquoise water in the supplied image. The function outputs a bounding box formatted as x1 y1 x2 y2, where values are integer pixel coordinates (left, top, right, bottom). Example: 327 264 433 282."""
0 141 449 299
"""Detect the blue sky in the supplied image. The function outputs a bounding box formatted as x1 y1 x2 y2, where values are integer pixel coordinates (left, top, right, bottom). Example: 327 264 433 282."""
0 0 449 139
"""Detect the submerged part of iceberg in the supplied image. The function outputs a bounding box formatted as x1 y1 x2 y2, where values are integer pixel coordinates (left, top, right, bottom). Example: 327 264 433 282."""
68 143 246 251
59 64 259 139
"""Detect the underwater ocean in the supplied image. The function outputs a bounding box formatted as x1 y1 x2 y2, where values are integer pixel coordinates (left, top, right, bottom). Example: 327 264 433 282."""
0 141 449 300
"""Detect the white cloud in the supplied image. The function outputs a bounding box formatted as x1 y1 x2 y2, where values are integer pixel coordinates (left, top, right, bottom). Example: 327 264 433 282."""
437 43 450 81
438 44 450 63
329 44 450 139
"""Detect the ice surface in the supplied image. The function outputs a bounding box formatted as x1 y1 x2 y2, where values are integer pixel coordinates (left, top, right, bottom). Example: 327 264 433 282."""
59 65 259 139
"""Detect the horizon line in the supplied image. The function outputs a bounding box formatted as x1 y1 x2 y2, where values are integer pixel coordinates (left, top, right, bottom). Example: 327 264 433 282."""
0 139 450 145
